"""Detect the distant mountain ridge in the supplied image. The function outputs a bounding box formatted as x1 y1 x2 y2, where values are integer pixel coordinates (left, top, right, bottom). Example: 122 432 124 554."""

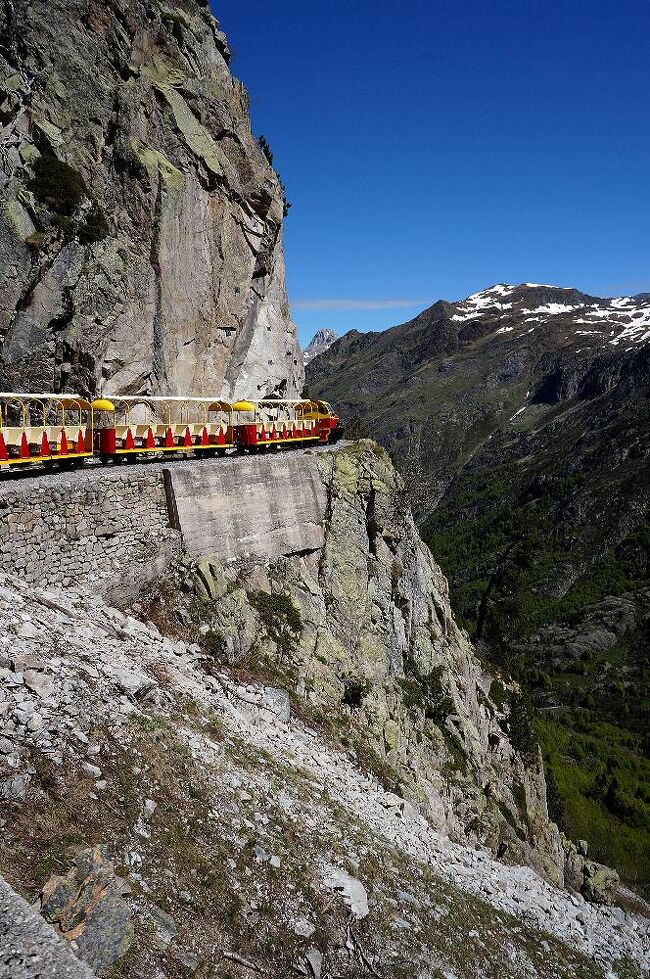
303 328 338 364
308 283 650 514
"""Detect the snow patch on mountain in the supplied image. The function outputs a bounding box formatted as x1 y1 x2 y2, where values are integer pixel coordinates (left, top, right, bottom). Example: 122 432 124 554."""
449 284 650 347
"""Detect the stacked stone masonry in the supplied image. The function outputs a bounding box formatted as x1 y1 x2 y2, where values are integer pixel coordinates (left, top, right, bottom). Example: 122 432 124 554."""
0 450 339 600
0 468 180 600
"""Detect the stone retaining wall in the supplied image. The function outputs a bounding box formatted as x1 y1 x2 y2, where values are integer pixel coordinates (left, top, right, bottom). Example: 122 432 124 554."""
0 469 180 600
0 450 337 599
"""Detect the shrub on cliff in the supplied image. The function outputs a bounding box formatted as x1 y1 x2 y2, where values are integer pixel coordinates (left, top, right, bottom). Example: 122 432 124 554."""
29 154 110 245
250 590 301 655
30 154 87 214
508 693 539 759
257 136 291 216
398 664 454 724
78 202 110 244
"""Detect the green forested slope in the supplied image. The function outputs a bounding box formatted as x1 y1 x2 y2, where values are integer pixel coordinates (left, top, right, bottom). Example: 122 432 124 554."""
309 284 650 893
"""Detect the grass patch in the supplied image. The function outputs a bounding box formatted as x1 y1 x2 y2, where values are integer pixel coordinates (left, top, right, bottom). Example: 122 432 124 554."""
249 590 302 655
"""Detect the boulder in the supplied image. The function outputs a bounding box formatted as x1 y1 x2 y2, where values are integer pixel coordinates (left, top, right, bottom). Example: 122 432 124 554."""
41 846 133 972
194 559 228 601
563 837 619 905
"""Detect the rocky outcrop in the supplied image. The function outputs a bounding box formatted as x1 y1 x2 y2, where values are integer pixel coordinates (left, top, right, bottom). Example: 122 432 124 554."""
563 839 620 906
0 0 303 398
0 443 632 895
183 442 564 884
0 442 568 883
40 846 133 973
0 874 95 979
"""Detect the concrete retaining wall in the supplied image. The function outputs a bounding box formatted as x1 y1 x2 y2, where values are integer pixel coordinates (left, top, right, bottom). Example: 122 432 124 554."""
168 453 328 562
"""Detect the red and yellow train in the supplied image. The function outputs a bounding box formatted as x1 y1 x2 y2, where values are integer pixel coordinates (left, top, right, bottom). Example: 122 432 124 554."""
0 393 343 471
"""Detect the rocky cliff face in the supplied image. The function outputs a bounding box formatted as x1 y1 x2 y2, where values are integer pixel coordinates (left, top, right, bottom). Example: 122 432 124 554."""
1 445 647 977
147 444 573 888
0 0 303 398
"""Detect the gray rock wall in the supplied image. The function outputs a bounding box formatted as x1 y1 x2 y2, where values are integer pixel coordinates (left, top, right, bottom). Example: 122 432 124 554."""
0 0 303 399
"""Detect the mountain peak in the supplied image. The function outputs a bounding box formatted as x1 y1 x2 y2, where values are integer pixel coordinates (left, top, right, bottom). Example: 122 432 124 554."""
304 328 338 364
450 284 650 348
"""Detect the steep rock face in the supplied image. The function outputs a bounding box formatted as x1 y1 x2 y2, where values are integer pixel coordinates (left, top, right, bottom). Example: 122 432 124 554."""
195 443 564 883
0 0 303 398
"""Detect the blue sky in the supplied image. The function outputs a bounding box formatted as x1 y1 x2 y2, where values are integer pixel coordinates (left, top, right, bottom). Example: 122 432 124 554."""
212 1 650 348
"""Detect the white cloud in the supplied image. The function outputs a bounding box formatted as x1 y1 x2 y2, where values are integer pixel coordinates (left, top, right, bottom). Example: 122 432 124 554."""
291 298 430 311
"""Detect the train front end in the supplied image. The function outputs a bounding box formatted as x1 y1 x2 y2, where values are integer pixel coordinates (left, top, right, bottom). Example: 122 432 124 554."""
315 401 344 443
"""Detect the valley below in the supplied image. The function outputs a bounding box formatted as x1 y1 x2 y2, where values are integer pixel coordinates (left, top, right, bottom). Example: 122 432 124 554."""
308 283 650 900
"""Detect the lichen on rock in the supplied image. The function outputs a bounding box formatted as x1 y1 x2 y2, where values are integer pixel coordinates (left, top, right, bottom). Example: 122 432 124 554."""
40 845 133 973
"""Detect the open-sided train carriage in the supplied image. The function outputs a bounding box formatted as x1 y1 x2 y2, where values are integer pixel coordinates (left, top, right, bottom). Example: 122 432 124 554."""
94 396 235 460
232 399 342 451
0 393 94 467
0 392 343 472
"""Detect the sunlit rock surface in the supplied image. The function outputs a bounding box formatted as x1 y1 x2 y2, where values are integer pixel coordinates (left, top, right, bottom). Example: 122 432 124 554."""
0 0 302 398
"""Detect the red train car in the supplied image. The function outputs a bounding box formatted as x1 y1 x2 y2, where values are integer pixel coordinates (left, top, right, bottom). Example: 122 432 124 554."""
0 393 343 471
